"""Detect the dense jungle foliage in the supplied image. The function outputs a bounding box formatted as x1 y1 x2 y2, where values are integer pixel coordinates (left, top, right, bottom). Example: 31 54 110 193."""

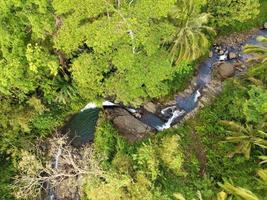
0 0 267 199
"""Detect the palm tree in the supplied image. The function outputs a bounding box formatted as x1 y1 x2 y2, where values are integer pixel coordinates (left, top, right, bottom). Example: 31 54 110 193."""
166 0 215 64
219 182 260 200
243 37 267 84
219 169 267 200
243 36 267 64
220 120 267 159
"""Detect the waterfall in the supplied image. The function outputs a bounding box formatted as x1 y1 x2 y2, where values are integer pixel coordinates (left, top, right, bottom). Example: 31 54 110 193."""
54 147 62 170
102 101 116 107
194 90 201 102
156 110 185 131
46 144 63 200
127 108 138 113
160 105 176 116
81 102 97 112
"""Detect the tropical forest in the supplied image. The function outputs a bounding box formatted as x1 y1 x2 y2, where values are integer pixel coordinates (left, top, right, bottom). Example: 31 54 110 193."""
1 0 267 199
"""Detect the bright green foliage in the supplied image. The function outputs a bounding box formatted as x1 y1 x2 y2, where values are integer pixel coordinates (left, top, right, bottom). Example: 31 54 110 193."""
219 181 260 200
111 152 133 174
83 169 155 200
52 0 198 105
0 98 36 157
133 135 184 181
126 172 153 200
257 169 267 187
244 36 267 64
83 172 131 200
0 0 59 101
208 0 260 27
94 120 118 160
243 86 267 123
167 0 215 63
158 135 184 175
220 120 267 159
133 141 160 181
53 0 176 53
94 116 127 162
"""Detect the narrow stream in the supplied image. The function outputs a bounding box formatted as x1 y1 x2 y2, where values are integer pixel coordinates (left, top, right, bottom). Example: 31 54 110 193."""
64 28 267 144
47 28 267 200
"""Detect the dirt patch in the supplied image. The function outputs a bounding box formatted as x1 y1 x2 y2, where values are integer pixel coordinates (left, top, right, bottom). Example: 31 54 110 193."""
188 131 207 177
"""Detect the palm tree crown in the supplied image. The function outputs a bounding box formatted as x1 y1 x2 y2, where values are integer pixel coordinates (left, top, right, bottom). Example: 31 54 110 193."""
166 0 215 64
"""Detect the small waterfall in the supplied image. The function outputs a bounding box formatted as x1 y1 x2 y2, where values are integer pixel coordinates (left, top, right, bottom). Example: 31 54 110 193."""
193 90 201 102
161 105 176 116
127 108 138 113
219 50 228 61
102 101 138 114
102 101 116 107
81 102 97 112
54 148 62 169
46 145 63 200
156 110 186 131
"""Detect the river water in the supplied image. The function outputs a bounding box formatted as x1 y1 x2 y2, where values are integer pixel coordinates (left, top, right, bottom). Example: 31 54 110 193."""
65 28 267 145
46 28 267 200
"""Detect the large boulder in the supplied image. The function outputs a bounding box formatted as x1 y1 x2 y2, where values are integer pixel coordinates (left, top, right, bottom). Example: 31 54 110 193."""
105 108 155 142
218 62 235 79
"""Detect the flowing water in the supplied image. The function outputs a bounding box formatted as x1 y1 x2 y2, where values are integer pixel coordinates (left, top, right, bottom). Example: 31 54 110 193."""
65 28 267 143
47 28 267 200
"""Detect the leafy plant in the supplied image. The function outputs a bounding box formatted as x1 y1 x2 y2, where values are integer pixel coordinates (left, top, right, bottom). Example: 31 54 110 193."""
220 120 267 159
208 0 260 28
219 181 260 200
167 0 215 64
243 36 267 64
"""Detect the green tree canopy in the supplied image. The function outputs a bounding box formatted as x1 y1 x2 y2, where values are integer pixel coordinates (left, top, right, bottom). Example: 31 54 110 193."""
52 0 200 105
208 0 260 27
0 0 60 101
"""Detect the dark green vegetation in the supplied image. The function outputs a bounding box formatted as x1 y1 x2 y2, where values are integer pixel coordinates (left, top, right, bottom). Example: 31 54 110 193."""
88 62 267 200
0 0 267 199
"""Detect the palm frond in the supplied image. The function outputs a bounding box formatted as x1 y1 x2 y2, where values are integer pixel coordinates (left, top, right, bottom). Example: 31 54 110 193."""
259 156 267 164
257 169 267 185
219 182 260 200
219 120 247 133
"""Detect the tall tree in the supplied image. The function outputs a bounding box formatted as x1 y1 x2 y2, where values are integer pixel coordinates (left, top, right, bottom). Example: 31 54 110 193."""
0 0 60 101
52 0 196 105
166 0 215 64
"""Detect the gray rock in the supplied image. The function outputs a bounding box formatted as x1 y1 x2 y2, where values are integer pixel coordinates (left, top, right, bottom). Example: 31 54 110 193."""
133 112 142 119
209 51 213 58
218 62 235 79
264 22 267 29
105 108 154 143
228 52 237 59
218 50 224 55
144 102 157 113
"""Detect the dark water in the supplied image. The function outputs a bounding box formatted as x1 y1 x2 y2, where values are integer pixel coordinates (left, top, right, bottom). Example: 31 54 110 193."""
63 108 100 147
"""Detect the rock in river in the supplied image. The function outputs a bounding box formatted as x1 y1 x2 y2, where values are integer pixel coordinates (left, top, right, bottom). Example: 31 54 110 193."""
218 62 235 79
105 107 155 143
228 52 237 59
144 102 157 113
209 51 213 58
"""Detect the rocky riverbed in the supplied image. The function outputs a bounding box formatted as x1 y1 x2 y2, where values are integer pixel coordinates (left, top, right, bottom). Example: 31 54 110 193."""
64 25 267 145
